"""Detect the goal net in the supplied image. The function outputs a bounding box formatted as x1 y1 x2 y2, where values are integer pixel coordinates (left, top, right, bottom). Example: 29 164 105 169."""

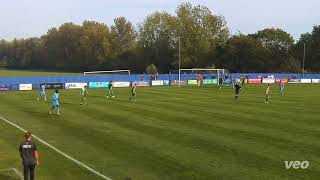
178 68 227 86
83 70 131 76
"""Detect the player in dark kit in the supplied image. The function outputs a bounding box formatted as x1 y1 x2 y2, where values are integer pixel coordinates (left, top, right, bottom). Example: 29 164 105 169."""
234 83 242 100
19 132 39 180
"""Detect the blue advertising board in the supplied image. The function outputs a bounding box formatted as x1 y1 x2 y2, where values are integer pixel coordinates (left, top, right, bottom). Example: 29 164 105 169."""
0 84 12 91
89 82 109 88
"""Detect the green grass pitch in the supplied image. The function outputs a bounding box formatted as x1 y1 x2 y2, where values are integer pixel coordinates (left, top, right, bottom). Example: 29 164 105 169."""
0 84 319 180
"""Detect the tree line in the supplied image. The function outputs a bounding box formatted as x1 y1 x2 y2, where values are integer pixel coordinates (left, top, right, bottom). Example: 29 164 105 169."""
0 3 319 73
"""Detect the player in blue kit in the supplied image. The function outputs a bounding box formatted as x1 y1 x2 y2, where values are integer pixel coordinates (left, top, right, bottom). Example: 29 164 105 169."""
279 80 285 96
49 89 60 115
37 84 47 101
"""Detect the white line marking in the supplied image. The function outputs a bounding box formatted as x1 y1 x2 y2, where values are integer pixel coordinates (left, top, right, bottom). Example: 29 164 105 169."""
0 168 23 180
12 168 23 180
0 115 112 180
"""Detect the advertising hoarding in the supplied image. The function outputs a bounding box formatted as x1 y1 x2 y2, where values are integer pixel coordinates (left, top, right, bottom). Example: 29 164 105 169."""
170 80 187 86
288 79 301 84
133 81 150 87
152 80 164 86
262 78 275 84
0 85 12 91
188 80 198 85
19 84 32 91
40 83 63 89
248 79 262 84
202 79 218 85
89 82 109 88
113 81 130 87
65 83 88 89
300 79 312 83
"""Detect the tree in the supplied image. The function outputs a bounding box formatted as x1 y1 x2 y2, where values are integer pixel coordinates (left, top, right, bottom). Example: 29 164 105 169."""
111 17 136 55
80 21 112 71
145 64 158 74
217 34 269 72
175 3 229 68
138 11 177 73
251 28 294 72
295 25 320 72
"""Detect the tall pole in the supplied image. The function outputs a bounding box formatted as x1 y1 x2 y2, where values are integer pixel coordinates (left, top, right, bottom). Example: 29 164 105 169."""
303 43 306 78
178 35 181 86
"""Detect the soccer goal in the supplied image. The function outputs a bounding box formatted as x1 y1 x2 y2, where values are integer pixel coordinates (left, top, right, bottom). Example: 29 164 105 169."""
83 69 131 76
178 68 227 86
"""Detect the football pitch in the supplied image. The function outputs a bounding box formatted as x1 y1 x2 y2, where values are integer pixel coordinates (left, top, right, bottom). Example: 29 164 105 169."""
0 85 319 180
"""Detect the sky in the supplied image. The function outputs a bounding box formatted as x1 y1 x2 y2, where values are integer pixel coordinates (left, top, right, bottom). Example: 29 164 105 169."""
0 0 319 40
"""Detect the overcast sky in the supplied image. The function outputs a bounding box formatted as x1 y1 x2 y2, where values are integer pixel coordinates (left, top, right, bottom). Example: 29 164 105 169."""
0 0 319 40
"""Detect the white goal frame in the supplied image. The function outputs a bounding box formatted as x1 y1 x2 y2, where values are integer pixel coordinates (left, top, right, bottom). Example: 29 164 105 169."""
178 68 227 86
83 69 131 76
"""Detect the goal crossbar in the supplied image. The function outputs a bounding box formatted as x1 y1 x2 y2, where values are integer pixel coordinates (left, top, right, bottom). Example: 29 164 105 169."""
83 70 131 76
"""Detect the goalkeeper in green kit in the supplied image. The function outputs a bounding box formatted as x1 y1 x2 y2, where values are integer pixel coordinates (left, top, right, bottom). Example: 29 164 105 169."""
130 83 137 101
107 81 115 98
80 86 88 105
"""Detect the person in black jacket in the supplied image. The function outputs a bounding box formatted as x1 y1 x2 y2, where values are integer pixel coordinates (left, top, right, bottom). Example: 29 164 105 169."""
19 132 39 180
234 83 242 100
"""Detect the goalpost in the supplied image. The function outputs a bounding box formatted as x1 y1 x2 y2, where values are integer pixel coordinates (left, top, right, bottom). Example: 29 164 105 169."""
83 69 131 76
178 68 227 86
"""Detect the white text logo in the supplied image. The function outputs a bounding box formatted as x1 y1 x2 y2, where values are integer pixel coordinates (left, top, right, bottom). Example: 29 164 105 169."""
284 161 309 169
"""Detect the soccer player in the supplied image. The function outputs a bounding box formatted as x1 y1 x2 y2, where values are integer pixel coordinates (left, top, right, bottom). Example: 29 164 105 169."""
265 84 272 104
50 89 60 115
80 86 88 105
107 81 115 98
197 73 202 86
37 84 47 101
219 77 224 89
231 77 236 89
279 80 285 96
130 83 137 101
234 83 242 100
19 132 39 180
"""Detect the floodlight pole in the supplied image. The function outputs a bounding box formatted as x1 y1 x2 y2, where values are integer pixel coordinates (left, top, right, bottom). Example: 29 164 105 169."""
178 35 181 86
302 43 306 78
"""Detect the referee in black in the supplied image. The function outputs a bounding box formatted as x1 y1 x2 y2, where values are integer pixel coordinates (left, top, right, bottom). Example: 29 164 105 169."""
19 132 39 180
234 83 242 100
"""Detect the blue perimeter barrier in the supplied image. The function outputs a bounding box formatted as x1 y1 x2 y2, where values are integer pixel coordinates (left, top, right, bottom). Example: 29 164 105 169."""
0 73 320 90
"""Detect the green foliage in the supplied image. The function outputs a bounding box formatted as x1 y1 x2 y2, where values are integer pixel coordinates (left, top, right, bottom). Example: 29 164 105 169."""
175 3 229 68
295 25 320 72
145 64 158 74
138 12 177 72
111 17 137 55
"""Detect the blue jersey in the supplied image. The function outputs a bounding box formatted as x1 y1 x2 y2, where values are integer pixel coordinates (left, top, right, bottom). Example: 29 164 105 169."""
52 92 59 106
53 93 59 101
280 83 284 90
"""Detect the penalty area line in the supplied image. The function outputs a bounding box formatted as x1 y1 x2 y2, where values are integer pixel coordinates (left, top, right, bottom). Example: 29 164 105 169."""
0 168 23 180
0 115 112 180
